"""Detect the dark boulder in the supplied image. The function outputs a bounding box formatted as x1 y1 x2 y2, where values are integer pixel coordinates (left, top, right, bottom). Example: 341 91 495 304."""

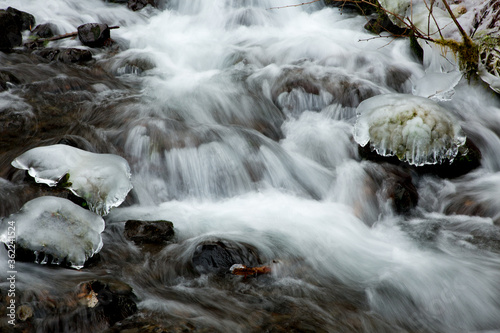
77 23 111 48
81 279 138 325
324 0 378 15
191 240 263 275
124 219 175 244
31 23 58 38
128 0 156 11
6 7 35 31
364 14 410 36
0 10 22 50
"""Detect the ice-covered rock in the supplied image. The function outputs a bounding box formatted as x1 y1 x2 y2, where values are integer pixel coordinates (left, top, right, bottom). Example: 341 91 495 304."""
0 196 105 269
11 144 132 215
354 94 466 166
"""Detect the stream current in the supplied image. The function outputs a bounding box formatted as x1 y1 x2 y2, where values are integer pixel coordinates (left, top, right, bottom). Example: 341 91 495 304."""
1 0 500 332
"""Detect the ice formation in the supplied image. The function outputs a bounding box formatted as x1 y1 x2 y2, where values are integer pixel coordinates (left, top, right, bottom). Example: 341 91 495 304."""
354 94 466 166
0 196 105 269
11 144 132 215
377 0 500 93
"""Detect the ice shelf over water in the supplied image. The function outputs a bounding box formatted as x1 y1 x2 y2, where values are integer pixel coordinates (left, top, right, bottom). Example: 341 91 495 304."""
0 196 105 269
354 94 466 166
11 144 133 215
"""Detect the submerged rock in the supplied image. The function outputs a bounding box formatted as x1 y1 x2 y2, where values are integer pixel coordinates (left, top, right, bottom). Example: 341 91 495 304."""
365 163 418 214
192 240 263 275
354 93 467 166
11 144 133 215
34 48 93 63
0 70 20 91
0 92 35 138
124 219 175 244
0 196 105 269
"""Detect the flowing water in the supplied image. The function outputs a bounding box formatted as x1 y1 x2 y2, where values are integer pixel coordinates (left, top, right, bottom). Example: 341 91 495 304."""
1 0 500 332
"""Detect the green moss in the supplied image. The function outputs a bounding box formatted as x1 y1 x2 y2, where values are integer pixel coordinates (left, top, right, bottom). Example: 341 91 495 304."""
436 37 479 78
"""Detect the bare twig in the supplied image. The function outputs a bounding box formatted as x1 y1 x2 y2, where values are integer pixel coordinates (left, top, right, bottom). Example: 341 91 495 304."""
441 0 470 43
40 26 120 42
423 0 444 39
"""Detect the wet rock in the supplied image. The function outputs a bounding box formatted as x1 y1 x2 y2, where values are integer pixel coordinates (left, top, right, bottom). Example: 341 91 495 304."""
364 14 410 36
25 74 93 93
272 67 381 111
444 172 500 225
0 279 138 332
33 48 61 61
16 304 33 321
191 240 263 275
81 279 138 325
366 163 418 214
385 65 412 92
6 7 35 32
324 0 378 14
124 219 175 244
0 93 35 139
0 10 22 50
128 0 156 11
57 135 99 153
31 23 59 38
77 23 111 48
113 57 156 76
23 39 46 50
0 70 20 91
358 138 481 179
59 48 93 63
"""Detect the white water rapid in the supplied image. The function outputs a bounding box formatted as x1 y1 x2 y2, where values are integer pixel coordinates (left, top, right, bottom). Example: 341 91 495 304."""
1 0 500 332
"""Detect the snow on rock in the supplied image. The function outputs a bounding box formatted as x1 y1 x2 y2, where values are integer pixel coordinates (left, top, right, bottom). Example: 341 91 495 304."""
354 94 466 166
0 196 105 269
377 0 500 93
11 144 132 215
